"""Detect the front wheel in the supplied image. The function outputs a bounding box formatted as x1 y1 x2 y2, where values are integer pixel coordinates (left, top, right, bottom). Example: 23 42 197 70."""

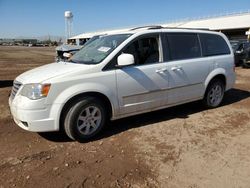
203 80 225 108
64 97 107 142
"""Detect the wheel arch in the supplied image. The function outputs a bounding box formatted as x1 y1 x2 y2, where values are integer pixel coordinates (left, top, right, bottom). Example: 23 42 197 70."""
208 74 226 87
204 69 226 92
59 92 113 131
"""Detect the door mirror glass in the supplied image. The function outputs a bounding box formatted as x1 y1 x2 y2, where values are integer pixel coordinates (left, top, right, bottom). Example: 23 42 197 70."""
117 53 135 67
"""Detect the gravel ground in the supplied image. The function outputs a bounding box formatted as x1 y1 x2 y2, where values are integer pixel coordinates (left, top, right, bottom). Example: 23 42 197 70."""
0 46 250 188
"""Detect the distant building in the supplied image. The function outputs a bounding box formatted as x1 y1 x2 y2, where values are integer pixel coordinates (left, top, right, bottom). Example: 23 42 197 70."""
70 11 250 44
162 11 250 40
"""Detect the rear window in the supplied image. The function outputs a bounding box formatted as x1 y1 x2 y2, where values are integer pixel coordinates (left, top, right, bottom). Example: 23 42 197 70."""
166 33 201 61
199 33 230 56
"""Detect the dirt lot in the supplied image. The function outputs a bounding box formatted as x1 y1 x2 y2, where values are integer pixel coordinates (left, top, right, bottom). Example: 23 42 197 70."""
0 46 250 188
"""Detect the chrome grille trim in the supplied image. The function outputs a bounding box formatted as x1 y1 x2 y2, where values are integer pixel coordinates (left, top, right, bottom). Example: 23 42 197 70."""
11 81 22 100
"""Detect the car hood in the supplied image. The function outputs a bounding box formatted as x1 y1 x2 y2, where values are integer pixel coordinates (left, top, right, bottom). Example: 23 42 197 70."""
16 62 92 84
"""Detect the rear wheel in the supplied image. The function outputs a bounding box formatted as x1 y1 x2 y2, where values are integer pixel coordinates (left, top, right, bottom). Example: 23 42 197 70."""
242 59 250 68
203 79 225 108
64 97 107 142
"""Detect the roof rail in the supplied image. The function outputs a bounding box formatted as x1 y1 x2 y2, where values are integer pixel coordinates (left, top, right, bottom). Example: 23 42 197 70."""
130 25 163 31
179 27 210 31
163 27 210 31
130 25 210 31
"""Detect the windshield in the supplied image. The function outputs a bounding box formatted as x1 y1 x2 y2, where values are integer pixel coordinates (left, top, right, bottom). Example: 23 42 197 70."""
70 34 131 64
230 41 239 51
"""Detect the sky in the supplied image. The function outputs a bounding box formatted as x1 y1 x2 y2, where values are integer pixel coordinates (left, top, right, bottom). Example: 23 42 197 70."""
0 0 250 38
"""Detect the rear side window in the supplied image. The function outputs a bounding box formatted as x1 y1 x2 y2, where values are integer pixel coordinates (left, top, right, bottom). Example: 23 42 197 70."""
166 33 201 61
199 33 230 56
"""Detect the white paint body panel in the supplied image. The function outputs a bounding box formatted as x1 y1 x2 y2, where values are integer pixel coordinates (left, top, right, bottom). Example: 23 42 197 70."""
116 62 169 115
165 57 210 105
9 29 236 132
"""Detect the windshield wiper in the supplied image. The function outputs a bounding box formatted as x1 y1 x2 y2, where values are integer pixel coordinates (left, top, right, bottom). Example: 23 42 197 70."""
68 59 79 64
68 59 97 65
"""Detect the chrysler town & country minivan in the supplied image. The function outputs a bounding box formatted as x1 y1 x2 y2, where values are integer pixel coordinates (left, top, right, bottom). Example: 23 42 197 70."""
9 26 235 141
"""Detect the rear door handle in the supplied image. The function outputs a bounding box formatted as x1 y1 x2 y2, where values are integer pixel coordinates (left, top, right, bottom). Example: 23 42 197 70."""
171 66 182 71
156 68 168 73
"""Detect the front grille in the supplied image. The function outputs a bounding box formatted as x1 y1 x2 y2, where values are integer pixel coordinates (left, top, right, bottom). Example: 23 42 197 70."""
10 81 22 100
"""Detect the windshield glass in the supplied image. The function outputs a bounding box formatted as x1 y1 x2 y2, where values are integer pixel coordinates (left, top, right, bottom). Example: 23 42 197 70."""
70 34 131 64
230 41 241 51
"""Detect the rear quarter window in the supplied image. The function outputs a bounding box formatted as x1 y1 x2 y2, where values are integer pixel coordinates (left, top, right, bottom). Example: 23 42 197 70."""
199 33 230 56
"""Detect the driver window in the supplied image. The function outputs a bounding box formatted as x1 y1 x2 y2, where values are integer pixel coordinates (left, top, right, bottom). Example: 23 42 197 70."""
122 36 160 65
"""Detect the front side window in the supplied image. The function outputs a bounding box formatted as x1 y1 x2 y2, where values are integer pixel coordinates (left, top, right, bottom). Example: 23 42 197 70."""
199 33 230 56
166 33 201 61
70 34 131 64
122 36 160 65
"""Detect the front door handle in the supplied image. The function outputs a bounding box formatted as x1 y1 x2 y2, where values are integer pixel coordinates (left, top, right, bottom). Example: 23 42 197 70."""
156 68 168 73
171 66 182 71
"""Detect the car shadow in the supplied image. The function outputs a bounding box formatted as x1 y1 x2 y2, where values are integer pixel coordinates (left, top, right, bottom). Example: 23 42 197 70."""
93 88 250 142
38 131 73 142
0 80 13 88
38 88 250 143
223 88 250 105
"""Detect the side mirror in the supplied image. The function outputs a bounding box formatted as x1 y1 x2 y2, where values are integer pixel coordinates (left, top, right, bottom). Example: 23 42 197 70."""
117 53 135 67
63 52 72 58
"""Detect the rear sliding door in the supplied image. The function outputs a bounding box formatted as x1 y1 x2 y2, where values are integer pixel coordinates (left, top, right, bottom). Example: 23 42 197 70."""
163 33 210 105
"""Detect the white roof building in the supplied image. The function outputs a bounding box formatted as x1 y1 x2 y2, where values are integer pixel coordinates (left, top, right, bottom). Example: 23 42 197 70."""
163 12 250 30
70 11 250 41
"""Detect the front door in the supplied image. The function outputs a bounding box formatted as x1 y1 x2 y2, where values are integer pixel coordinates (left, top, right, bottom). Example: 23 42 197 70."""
115 34 169 115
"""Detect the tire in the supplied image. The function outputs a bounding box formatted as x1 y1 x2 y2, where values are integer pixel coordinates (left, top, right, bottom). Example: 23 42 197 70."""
203 79 225 108
242 59 250 68
64 97 107 142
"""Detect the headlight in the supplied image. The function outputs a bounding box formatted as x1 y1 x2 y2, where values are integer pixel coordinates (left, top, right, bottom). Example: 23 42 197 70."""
20 83 51 100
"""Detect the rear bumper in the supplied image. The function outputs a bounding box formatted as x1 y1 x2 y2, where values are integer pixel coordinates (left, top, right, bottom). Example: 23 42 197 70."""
226 72 236 91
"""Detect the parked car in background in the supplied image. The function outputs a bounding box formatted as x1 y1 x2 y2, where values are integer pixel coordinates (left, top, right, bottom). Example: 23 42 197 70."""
56 44 82 61
9 27 235 141
238 42 250 68
55 36 102 61
230 40 241 52
242 51 250 68
230 40 250 67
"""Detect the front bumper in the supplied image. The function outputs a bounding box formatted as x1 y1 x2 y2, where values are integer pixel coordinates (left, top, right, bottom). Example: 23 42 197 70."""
9 96 60 132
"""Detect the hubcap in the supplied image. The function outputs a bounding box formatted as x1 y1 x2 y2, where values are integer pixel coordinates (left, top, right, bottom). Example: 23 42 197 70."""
208 84 223 106
77 106 102 135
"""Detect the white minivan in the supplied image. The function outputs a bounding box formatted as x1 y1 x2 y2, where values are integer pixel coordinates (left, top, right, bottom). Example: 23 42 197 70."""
9 26 235 141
